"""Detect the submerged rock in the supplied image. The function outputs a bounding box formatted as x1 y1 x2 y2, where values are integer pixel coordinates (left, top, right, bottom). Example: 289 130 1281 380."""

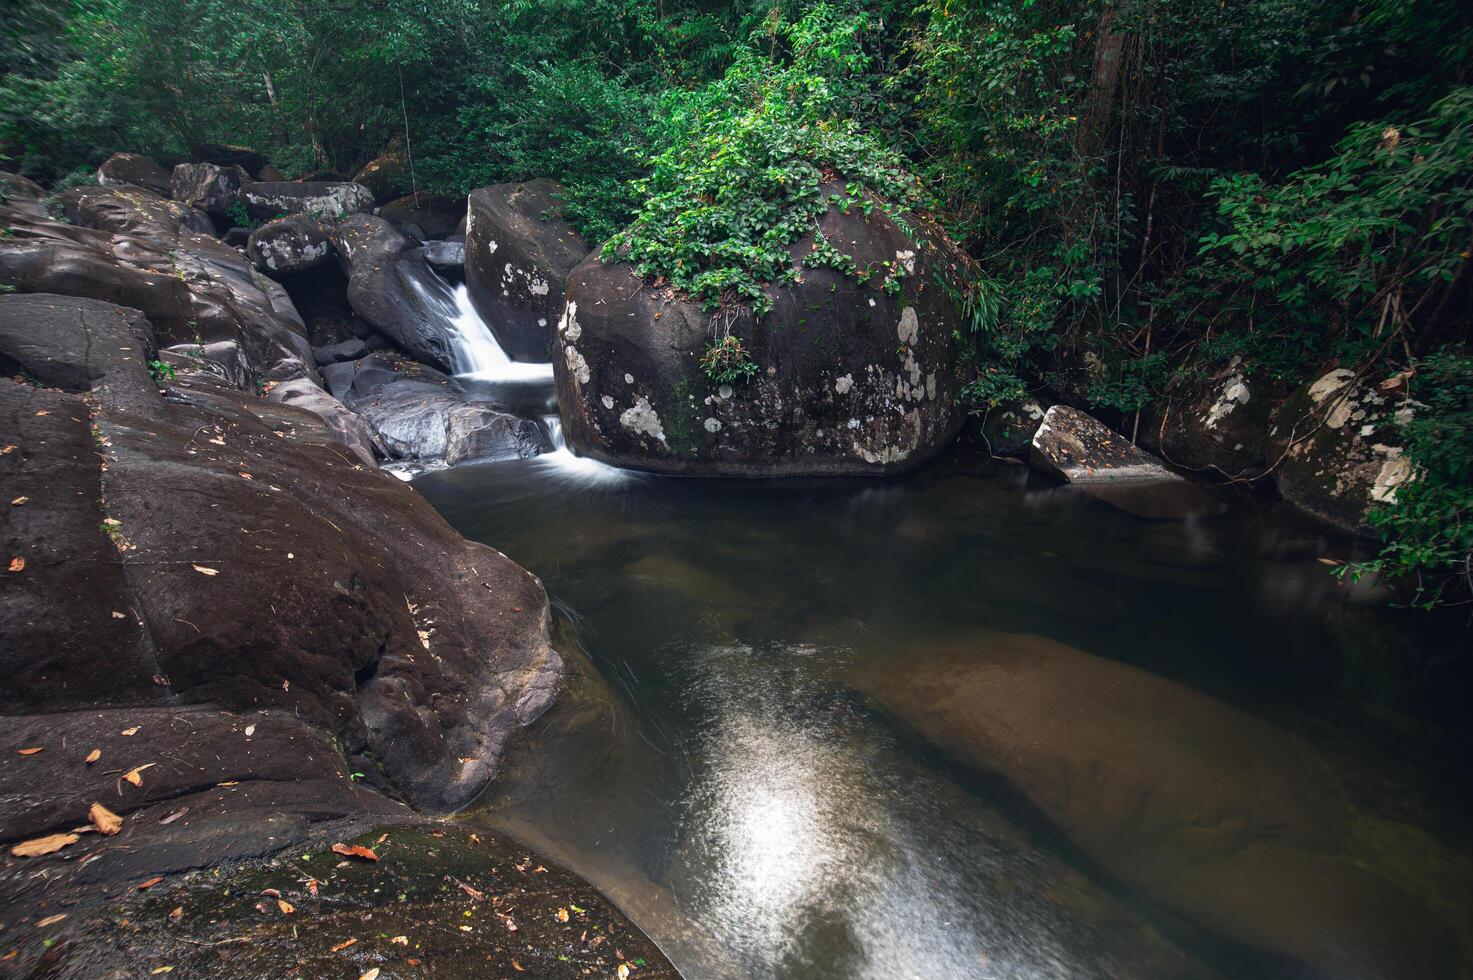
466 179 589 362
96 151 173 195
858 632 1463 980
1031 404 1225 518
1268 368 1414 534
554 187 965 476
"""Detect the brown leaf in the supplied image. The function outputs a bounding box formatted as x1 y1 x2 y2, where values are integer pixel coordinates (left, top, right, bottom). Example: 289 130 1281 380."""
276 898 295 915
85 748 101 764
10 496 28 506
306 878 319 896
122 762 156 787
259 888 281 898
390 935 408 945
191 564 219 576
557 907 570 923
359 970 380 980
89 802 123 835
17 747 42 755
168 906 184 922
329 938 357 953
457 881 485 901
137 876 164 890
330 843 378 861
11 833 79 857
35 913 68 928
512 959 525 972
158 807 188 825
8 557 24 573
121 727 140 736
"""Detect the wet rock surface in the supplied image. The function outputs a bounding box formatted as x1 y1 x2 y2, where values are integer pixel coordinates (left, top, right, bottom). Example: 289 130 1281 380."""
246 214 335 274
171 161 247 217
858 632 1465 980
1150 357 1284 478
1031 404 1225 518
555 189 965 476
380 191 463 240
1268 367 1414 534
466 179 589 362
328 353 547 465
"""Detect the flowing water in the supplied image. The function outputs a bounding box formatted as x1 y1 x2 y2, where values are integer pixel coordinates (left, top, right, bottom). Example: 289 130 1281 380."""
412 306 1473 979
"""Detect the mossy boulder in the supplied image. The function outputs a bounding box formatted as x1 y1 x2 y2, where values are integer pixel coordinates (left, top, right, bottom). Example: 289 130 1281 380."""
553 190 966 476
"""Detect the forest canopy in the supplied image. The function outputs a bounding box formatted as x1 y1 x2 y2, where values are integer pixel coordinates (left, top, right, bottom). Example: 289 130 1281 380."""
3 0 1470 602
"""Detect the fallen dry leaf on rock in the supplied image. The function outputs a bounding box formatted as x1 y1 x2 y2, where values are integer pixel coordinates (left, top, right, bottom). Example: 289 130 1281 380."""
329 938 357 953
191 565 219 576
85 748 101 764
11 833 79 857
10 496 27 506
276 899 295 915
360 969 380 980
137 876 164 890
330 843 378 861
17 747 42 755
169 906 183 922
89 802 123 835
121 727 139 736
35 914 67 928
122 763 156 787
158 807 188 825
8 557 25 573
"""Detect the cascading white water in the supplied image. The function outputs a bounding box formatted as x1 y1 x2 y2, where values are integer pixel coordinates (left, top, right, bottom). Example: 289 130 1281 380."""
442 284 556 382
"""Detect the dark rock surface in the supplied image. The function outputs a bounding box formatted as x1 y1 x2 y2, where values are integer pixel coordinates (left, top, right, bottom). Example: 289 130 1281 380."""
329 214 460 372
328 353 547 465
0 292 561 814
0 180 314 381
1267 367 1413 534
267 375 382 464
380 190 463 240
420 239 466 272
193 142 268 178
247 213 335 274
241 180 375 223
96 152 173 195
1031 404 1225 518
170 161 246 216
858 632 1464 980
1150 357 1284 479
352 145 411 201
555 189 965 476
466 179 588 362
312 335 369 364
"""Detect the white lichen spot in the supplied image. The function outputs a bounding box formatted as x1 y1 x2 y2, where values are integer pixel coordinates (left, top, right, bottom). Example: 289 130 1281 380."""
1370 445 1413 504
537 317 547 327
896 306 920 347
563 345 591 384
558 301 581 341
895 249 916 274
1359 424 1375 437
868 298 877 308
528 276 550 296
1204 376 1251 430
704 417 722 433
834 374 854 395
1308 368 1356 405
601 395 615 409
718 384 733 400
624 373 634 384
925 373 937 401
847 418 861 429
620 396 666 444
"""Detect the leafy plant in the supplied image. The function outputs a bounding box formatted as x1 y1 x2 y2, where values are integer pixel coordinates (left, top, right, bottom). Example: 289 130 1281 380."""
146 359 176 384
699 334 759 386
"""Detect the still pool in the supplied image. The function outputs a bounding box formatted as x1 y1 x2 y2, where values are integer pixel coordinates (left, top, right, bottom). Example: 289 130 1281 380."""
415 445 1472 980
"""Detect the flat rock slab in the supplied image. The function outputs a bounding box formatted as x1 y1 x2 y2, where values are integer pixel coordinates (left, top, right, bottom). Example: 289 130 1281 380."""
1031 404 1225 518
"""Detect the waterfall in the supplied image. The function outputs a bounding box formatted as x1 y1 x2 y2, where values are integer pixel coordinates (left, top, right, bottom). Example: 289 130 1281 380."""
543 413 565 449
442 282 554 383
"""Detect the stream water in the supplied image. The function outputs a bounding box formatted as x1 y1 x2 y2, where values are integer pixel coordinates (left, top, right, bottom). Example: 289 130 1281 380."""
419 298 1473 980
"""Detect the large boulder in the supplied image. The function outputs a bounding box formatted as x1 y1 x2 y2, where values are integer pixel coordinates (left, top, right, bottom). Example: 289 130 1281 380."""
326 352 546 465
266 375 381 464
246 213 335 274
380 190 462 240
1149 356 1284 478
170 161 246 216
1031 403 1225 518
242 179 375 222
858 633 1464 979
96 152 173 195
329 213 460 371
1268 367 1414 534
193 142 267 178
351 145 411 201
467 179 589 362
0 292 560 812
554 191 965 476
0 182 313 380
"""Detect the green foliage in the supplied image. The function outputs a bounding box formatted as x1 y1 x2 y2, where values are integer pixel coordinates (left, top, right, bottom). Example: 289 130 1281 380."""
605 7 923 315
699 334 759 386
146 359 176 384
1350 353 1473 608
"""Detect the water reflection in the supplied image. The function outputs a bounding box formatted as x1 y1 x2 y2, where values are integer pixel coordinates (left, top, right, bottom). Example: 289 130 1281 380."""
417 448 1472 980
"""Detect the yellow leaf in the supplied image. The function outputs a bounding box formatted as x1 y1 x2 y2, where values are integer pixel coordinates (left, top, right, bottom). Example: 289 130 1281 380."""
556 907 569 922
10 496 27 505
151 967 174 974
277 898 295 914
89 802 123 835
121 727 140 736
11 833 79 858
86 748 101 764
122 762 155 787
